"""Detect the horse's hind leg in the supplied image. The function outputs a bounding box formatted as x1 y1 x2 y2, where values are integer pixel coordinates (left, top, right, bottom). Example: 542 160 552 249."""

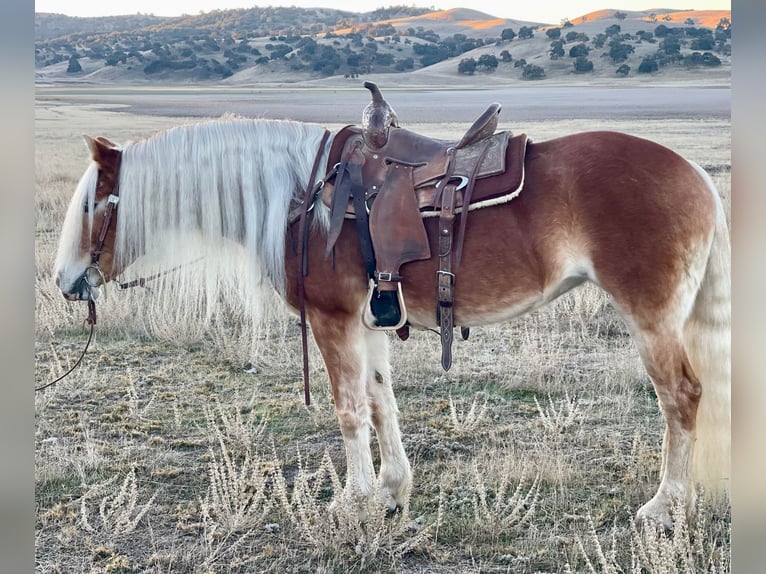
308 309 376 510
364 329 412 510
629 326 702 530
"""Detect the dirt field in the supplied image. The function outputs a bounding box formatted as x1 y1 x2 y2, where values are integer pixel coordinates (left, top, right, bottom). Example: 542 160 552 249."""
35 88 730 573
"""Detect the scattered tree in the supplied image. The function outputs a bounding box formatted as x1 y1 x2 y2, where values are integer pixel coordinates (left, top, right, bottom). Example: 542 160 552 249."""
66 55 81 73
521 64 545 79
608 40 634 62
501 28 516 41
549 40 565 59
569 43 589 58
394 57 414 71
458 57 477 74
691 36 715 51
614 11 627 21
477 53 499 70
573 56 594 73
684 51 722 67
659 36 682 55
518 26 535 40
592 33 607 48
616 64 630 76
638 56 659 73
499 49 512 62
546 28 561 39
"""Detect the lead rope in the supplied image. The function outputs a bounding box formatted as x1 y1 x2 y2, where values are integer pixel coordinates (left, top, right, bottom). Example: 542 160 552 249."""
36 257 204 393
35 299 97 392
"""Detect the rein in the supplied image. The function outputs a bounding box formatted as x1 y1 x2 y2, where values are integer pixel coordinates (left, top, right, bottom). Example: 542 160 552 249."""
297 129 332 407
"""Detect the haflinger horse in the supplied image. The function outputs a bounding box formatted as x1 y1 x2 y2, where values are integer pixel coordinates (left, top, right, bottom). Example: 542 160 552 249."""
53 89 730 531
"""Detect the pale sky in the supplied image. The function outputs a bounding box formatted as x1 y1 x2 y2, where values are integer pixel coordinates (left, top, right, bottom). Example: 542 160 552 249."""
35 1 731 26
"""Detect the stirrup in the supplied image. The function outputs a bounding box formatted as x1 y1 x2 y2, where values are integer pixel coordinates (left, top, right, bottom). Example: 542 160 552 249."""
362 279 408 331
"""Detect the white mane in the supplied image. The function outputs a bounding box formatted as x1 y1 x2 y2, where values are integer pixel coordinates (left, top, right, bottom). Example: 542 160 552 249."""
114 116 331 294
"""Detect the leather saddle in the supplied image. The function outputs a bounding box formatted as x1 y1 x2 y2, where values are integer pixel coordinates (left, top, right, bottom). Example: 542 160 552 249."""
320 83 528 368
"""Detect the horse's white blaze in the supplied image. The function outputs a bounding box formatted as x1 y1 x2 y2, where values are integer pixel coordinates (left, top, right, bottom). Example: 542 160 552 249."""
54 162 98 293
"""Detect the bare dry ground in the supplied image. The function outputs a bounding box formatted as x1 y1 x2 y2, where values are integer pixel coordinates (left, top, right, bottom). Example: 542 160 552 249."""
35 88 730 573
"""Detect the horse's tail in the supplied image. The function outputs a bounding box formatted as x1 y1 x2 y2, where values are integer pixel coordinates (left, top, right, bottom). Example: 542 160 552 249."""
683 162 731 497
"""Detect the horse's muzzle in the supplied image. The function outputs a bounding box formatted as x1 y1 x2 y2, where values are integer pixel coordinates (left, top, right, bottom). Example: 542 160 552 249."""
59 271 101 302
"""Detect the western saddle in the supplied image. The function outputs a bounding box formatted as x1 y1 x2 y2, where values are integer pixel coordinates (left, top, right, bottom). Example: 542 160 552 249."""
317 82 527 370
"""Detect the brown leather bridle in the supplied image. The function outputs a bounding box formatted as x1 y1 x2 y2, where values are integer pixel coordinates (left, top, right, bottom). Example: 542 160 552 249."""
36 160 122 392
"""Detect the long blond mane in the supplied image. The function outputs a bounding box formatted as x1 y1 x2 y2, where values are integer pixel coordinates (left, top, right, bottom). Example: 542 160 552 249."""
115 116 331 292
55 117 332 361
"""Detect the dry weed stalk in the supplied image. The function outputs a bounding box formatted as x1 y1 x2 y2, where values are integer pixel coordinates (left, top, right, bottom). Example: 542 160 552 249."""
272 448 440 565
198 430 274 569
570 493 730 574
204 398 268 452
448 393 488 433
535 390 583 434
79 466 158 536
470 459 540 536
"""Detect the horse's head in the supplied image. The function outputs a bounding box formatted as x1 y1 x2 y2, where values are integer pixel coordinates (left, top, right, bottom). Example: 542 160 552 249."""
54 135 122 301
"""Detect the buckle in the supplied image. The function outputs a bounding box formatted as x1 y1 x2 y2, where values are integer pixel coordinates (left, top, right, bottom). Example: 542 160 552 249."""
375 271 401 282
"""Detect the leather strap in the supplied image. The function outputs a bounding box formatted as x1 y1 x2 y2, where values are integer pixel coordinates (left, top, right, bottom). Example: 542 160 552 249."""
297 129 331 406
437 149 458 370
325 140 362 258
453 139 492 271
90 153 123 266
348 162 376 280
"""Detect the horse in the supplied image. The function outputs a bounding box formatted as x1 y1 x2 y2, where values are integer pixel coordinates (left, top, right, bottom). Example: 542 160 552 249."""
52 108 730 530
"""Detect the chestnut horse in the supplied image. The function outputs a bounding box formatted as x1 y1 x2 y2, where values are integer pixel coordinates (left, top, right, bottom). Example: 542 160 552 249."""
53 113 730 529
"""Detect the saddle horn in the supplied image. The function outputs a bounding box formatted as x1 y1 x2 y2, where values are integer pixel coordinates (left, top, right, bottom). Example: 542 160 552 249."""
361 82 399 149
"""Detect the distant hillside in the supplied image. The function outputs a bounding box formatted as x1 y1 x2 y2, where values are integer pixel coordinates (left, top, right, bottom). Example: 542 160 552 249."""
34 6 731 86
570 8 731 28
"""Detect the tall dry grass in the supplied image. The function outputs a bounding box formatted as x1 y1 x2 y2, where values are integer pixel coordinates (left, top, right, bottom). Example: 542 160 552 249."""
35 100 730 573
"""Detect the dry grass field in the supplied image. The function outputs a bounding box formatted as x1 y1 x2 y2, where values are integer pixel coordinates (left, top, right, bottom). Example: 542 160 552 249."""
35 97 730 573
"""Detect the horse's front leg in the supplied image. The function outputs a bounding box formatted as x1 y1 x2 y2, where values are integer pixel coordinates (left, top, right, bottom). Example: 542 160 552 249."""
363 329 412 511
309 309 376 510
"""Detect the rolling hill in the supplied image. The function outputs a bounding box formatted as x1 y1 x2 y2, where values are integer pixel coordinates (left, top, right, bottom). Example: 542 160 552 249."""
34 7 731 86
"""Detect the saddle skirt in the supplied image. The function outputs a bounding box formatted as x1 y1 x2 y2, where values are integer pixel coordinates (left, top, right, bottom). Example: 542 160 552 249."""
321 125 529 217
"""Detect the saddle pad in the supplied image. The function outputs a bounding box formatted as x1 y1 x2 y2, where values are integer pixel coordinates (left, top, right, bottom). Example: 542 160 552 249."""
418 133 527 216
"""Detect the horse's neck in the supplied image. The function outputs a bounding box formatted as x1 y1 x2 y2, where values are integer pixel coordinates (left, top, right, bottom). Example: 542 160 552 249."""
115 121 323 291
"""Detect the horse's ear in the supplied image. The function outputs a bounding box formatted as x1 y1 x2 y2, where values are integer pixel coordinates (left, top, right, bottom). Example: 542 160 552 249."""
83 135 120 166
